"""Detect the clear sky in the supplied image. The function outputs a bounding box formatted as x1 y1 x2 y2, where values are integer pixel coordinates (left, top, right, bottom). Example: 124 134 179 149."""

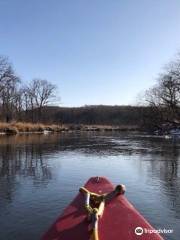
0 0 180 106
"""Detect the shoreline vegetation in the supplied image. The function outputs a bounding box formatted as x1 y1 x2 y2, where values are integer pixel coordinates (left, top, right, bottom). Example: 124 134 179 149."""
2 54 180 134
0 122 139 135
1 54 180 134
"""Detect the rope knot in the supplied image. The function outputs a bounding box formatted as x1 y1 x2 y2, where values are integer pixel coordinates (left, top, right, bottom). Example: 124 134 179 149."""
80 183 126 240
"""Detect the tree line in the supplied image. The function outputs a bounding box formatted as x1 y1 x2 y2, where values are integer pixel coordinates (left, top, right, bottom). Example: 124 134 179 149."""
142 53 180 130
0 54 145 126
37 105 144 126
3 53 180 130
0 55 56 122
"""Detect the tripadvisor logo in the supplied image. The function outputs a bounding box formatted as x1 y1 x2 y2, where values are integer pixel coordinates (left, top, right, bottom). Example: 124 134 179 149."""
135 227 143 235
135 226 173 235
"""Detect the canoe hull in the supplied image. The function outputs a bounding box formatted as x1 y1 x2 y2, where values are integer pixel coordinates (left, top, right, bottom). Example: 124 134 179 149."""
42 177 163 240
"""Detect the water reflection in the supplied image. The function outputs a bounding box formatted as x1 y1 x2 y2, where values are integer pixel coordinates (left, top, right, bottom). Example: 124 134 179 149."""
0 134 54 203
0 132 179 240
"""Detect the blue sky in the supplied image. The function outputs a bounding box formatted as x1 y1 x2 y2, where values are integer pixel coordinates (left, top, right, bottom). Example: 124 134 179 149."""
0 0 180 106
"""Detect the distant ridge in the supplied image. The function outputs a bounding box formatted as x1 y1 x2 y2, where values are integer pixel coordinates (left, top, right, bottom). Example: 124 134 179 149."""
23 105 145 126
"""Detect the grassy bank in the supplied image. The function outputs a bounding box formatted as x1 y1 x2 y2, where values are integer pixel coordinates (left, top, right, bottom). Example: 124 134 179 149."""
0 122 139 135
0 122 65 134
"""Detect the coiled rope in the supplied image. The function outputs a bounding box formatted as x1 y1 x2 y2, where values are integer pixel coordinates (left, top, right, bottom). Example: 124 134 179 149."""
79 180 125 240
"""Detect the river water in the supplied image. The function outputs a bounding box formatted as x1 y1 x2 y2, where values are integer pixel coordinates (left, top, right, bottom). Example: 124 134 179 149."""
0 132 179 240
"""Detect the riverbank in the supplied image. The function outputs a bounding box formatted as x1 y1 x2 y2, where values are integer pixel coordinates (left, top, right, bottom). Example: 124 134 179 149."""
0 122 63 134
0 122 139 135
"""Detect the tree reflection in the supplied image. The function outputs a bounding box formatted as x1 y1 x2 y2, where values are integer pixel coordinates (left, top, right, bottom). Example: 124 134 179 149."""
0 134 56 202
144 137 180 219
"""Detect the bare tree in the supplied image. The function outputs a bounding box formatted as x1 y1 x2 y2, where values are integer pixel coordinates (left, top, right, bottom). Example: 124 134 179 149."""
141 53 180 129
0 56 59 123
0 56 9 94
0 56 20 122
26 79 56 122
159 74 180 119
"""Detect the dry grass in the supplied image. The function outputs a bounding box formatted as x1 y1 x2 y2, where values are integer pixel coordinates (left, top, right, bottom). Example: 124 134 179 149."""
0 122 18 134
0 122 64 134
12 122 45 132
0 122 139 135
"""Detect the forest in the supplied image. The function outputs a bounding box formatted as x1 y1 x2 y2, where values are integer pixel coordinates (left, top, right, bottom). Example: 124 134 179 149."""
1 53 180 132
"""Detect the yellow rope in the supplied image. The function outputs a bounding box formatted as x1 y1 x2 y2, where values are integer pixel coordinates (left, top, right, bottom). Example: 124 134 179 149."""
79 183 126 240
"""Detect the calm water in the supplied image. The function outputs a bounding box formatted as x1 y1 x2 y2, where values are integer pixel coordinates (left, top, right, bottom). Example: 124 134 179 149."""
0 132 180 240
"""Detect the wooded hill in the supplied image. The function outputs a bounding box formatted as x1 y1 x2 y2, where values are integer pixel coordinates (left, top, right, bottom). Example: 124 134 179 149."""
25 105 146 126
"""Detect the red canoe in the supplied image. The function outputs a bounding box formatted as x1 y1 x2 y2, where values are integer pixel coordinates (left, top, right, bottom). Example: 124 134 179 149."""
42 177 163 240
